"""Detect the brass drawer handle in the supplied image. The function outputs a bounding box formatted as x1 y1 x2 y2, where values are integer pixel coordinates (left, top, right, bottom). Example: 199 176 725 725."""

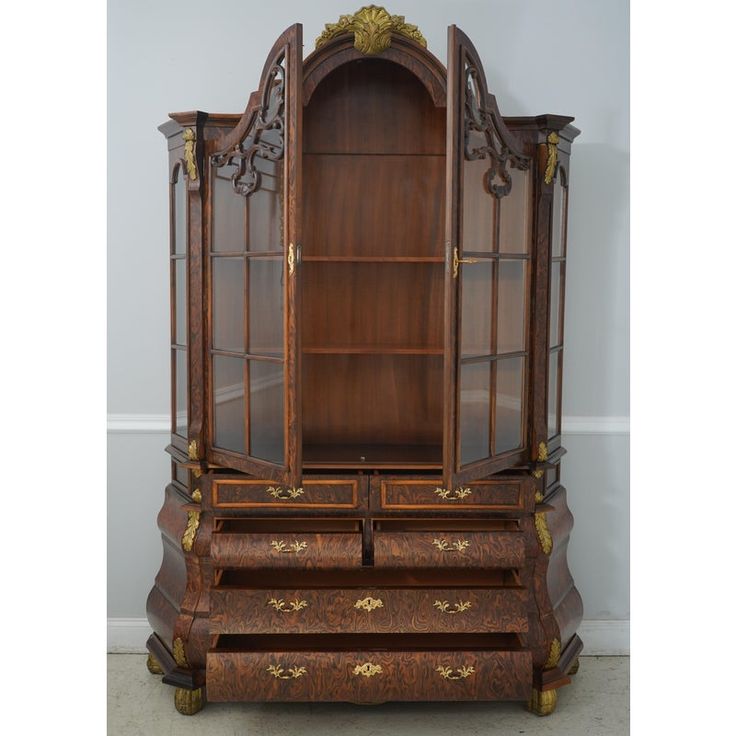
433 600 472 614
353 662 383 677
432 538 471 553
436 665 475 680
354 597 384 612
267 598 308 613
267 486 304 500
270 540 308 554
435 487 472 500
267 663 307 680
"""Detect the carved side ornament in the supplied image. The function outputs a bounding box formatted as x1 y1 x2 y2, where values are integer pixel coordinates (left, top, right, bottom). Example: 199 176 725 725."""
315 5 426 55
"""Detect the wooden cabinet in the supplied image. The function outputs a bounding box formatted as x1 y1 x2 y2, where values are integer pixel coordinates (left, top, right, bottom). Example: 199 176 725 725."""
146 5 583 718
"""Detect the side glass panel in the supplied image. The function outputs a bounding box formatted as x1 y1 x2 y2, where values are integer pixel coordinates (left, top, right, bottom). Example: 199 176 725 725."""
171 165 187 438
548 168 568 440
213 355 245 453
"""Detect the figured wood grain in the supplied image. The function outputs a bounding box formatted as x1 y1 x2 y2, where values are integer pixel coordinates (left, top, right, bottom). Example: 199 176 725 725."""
206 649 531 703
210 587 528 634
212 478 359 509
210 532 362 569
373 531 525 569
378 479 528 511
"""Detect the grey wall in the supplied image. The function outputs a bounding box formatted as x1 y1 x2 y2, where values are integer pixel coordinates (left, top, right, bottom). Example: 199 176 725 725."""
108 0 629 629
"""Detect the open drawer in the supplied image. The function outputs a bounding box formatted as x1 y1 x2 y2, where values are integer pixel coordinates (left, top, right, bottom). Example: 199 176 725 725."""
210 519 363 569
372 519 525 569
210 569 528 635
206 634 532 703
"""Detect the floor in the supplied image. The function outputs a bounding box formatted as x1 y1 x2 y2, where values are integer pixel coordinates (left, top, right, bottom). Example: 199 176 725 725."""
108 654 629 736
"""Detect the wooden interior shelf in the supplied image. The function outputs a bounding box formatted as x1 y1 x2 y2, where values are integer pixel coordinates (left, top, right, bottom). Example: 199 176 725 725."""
302 346 443 355
302 255 444 263
302 443 443 469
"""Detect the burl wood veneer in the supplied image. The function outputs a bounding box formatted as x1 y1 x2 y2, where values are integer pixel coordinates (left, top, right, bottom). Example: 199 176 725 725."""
146 4 583 718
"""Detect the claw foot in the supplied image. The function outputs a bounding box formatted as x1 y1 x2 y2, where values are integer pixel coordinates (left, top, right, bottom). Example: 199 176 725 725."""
527 687 557 716
174 687 205 715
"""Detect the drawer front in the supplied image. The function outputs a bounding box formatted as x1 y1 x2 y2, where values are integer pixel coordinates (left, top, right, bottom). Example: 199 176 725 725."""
211 533 362 569
207 649 532 703
212 479 359 509
378 479 530 512
373 531 525 569
210 587 528 634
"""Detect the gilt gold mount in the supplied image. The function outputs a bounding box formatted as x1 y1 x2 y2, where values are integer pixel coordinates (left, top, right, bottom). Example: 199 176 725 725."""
534 510 552 555
433 600 472 614
268 597 308 613
172 637 188 668
528 687 557 716
315 5 426 55
267 664 307 680
267 485 304 500
181 510 200 552
183 128 198 181
435 486 472 500
544 132 559 185
174 687 204 715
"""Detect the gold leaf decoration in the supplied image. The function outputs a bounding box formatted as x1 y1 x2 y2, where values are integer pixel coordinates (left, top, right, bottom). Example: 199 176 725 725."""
172 637 188 668
315 5 426 55
183 128 198 180
544 133 559 185
534 511 552 555
187 440 199 461
181 510 200 552
191 488 202 503
544 638 562 669
538 441 549 462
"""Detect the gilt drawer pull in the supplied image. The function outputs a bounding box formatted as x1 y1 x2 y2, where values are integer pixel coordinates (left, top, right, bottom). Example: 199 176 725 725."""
267 664 307 680
270 540 308 554
354 596 384 612
434 487 472 500
436 665 475 680
432 538 471 553
266 486 304 500
433 600 472 614
353 662 383 677
267 597 308 613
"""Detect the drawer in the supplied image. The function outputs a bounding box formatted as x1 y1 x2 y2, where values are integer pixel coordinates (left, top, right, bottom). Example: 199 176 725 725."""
212 478 360 509
211 520 363 569
376 478 531 512
211 575 528 635
207 635 532 703
373 521 525 569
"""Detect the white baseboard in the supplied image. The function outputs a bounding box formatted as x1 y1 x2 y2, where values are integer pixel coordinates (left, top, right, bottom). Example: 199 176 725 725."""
108 618 629 656
107 414 630 436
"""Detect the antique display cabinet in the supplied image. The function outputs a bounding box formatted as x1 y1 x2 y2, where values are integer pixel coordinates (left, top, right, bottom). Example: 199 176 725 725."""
146 5 582 717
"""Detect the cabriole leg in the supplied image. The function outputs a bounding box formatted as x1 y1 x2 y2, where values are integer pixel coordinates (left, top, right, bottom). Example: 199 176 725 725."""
146 653 163 675
174 687 205 715
527 687 558 716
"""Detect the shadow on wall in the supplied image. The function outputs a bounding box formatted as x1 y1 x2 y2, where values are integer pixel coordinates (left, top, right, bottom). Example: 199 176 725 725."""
564 142 630 418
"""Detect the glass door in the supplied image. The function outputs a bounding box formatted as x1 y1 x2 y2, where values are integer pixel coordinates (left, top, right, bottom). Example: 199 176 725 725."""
207 25 302 485
443 26 532 490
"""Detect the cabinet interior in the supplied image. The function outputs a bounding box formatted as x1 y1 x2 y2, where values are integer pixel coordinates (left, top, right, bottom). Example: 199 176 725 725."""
301 59 446 470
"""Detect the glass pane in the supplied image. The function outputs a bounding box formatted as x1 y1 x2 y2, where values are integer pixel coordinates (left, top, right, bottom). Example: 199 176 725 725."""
551 178 567 257
549 261 561 348
548 351 560 438
497 260 526 353
462 158 494 253
212 163 245 252
495 357 524 454
173 169 187 255
174 348 187 436
499 166 530 254
213 355 245 452
459 360 490 466
174 463 189 488
250 360 284 463
175 259 187 345
545 465 559 490
460 260 493 358
248 257 284 357
212 257 244 352
247 156 283 252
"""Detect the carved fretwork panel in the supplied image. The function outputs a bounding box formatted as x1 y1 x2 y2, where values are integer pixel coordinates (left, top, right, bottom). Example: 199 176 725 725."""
212 58 286 197
463 61 530 199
